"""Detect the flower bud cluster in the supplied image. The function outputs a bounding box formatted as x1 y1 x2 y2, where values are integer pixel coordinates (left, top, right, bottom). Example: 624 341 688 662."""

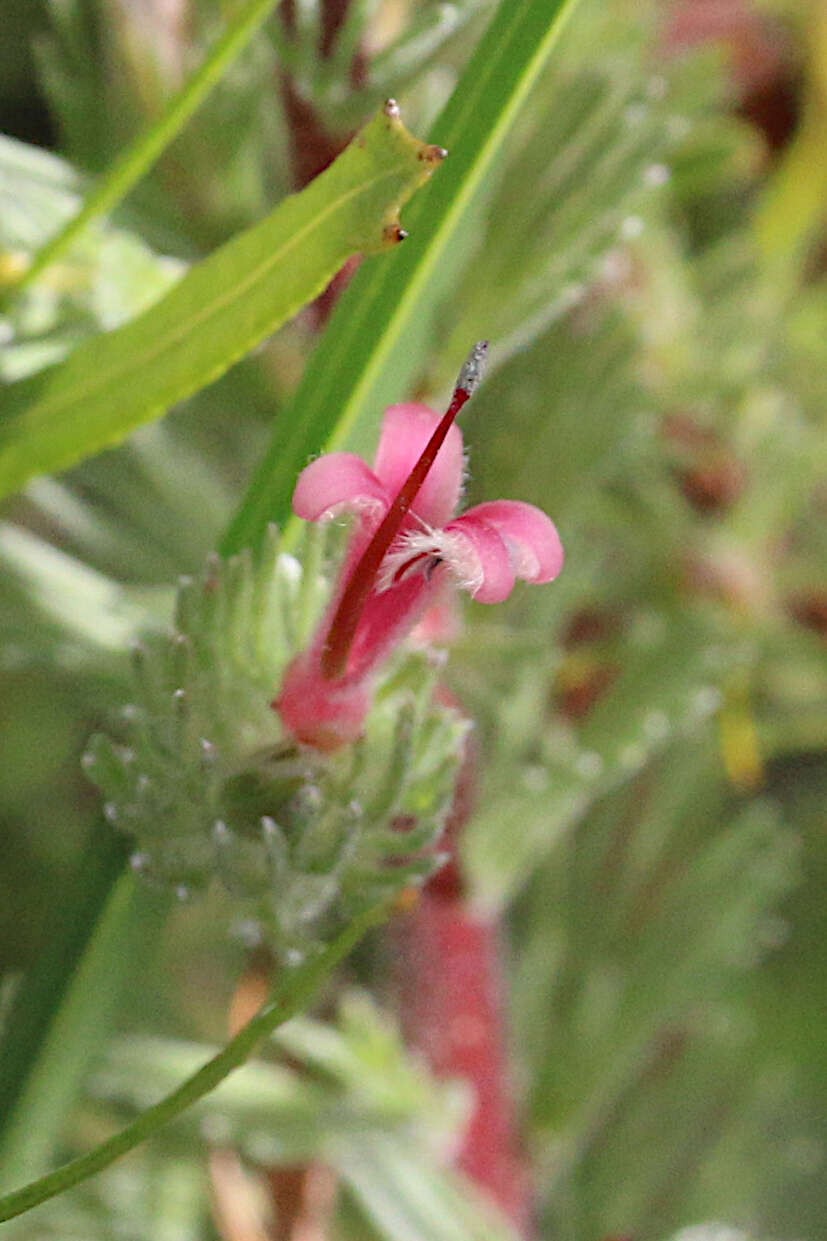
84 527 467 957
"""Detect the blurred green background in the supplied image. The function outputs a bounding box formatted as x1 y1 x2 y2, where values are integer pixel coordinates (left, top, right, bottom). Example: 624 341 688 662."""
0 1 825 1238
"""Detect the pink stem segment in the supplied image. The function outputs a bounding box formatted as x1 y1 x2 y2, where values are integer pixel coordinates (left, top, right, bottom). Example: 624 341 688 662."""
394 895 533 1232
392 700 532 1231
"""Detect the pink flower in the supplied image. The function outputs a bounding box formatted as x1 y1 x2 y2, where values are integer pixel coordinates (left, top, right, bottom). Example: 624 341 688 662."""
275 347 564 750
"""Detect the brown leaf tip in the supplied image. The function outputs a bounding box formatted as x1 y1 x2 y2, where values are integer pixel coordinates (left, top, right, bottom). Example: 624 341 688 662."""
383 223 409 245
420 144 448 164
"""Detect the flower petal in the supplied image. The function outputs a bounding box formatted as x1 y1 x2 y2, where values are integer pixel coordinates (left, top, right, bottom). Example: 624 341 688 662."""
462 500 564 583
293 453 389 523
346 573 433 679
275 651 371 751
442 514 516 604
373 403 464 528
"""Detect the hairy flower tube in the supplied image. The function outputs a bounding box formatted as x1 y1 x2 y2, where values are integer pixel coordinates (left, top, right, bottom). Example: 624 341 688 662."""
275 345 564 750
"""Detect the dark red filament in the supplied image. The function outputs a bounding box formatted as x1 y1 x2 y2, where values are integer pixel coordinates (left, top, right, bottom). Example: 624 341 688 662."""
321 385 471 680
391 550 442 586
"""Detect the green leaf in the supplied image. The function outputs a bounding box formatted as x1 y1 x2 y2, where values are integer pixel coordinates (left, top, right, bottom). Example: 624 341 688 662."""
339 1131 520 1241
223 0 586 554
0 136 184 383
0 104 441 500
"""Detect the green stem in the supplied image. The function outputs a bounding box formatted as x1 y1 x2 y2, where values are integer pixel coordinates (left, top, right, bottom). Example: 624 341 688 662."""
7 0 284 297
0 902 387 1224
0 868 149 1191
0 820 128 1138
222 0 584 556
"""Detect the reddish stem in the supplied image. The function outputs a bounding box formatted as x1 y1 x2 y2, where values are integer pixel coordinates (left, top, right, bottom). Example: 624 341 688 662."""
394 895 532 1232
390 692 532 1231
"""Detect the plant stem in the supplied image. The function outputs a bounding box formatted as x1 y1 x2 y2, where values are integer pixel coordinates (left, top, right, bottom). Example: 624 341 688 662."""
0 868 147 1191
7 0 285 297
0 902 387 1224
0 820 128 1140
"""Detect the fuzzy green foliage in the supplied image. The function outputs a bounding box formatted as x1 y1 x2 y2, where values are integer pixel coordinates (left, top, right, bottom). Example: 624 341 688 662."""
83 529 468 956
514 737 799 1236
1 0 825 1238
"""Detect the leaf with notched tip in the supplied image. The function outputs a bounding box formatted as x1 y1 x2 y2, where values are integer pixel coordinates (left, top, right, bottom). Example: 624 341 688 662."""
0 103 443 500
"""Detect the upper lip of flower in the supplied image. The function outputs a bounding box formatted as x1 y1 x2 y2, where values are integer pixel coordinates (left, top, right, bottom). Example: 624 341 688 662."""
293 401 466 532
